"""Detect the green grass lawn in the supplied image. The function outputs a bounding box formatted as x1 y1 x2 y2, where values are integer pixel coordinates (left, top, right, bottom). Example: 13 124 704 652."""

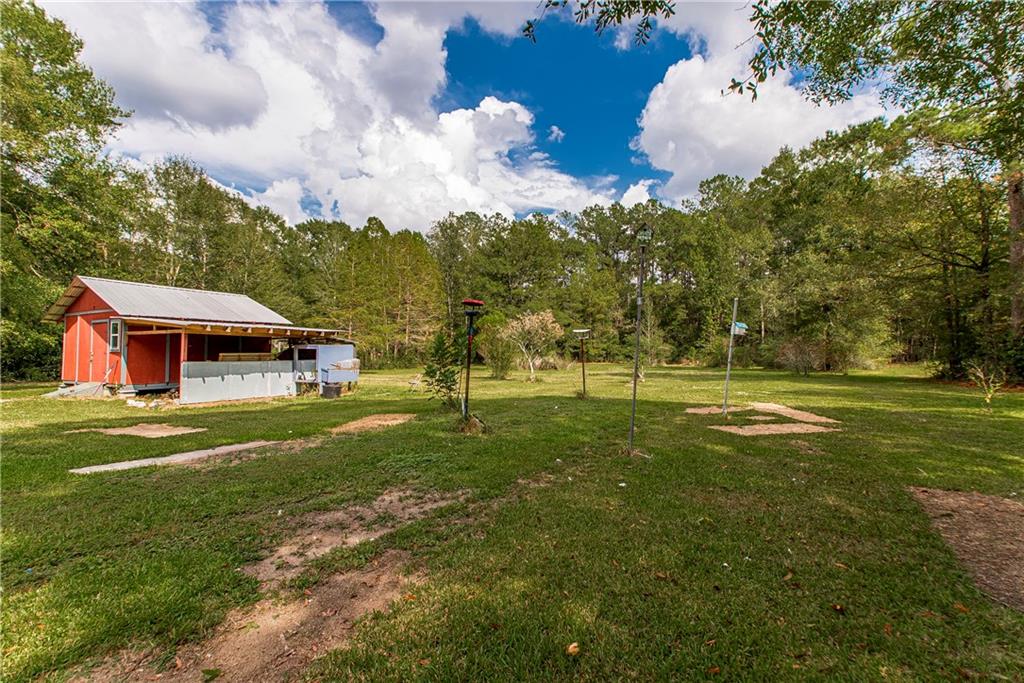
2 365 1023 681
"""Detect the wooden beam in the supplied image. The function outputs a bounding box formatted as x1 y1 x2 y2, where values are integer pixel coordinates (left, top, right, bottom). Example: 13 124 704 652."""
127 329 181 336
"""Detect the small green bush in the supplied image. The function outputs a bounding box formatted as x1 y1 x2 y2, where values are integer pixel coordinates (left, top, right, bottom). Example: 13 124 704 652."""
477 329 516 379
423 331 462 410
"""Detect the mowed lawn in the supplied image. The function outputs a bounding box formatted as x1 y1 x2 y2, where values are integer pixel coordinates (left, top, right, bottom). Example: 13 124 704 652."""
2 365 1023 680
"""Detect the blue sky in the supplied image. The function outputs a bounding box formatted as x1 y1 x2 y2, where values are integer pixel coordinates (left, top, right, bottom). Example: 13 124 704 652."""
45 1 886 230
442 17 695 193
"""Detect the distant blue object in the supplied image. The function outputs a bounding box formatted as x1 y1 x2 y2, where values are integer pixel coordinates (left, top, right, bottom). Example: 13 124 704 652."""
732 322 748 336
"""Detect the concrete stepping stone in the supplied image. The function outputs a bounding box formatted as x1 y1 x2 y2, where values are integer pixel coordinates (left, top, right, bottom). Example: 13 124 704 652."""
69 440 279 474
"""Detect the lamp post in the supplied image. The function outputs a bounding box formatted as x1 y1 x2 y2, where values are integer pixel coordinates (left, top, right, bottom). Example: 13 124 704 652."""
573 328 591 398
628 222 654 452
462 298 484 419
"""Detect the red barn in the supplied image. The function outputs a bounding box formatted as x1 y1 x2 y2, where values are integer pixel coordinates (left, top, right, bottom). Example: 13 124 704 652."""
44 276 352 400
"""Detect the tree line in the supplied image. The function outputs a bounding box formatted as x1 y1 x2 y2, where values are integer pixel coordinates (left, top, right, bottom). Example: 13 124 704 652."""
2 0 1020 382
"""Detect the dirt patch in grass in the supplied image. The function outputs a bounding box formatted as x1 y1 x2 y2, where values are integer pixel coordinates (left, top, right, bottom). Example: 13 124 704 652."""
748 402 839 424
330 413 416 435
790 439 826 455
910 487 1024 611
516 472 557 488
84 551 418 683
83 489 466 681
685 405 749 415
66 423 206 438
245 488 466 587
709 423 839 436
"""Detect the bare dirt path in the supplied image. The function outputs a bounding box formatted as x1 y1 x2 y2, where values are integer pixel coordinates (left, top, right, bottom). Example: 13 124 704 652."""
79 487 465 682
911 487 1024 611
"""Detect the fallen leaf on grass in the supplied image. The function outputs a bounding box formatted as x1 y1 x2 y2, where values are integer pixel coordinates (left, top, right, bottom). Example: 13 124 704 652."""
418 658 431 666
883 623 893 636
954 602 970 613
707 666 721 674
566 642 580 656
831 604 846 614
704 639 716 647
834 562 849 570
782 571 794 582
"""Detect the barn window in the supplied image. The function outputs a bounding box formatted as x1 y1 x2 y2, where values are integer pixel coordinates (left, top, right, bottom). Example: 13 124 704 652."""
109 319 123 352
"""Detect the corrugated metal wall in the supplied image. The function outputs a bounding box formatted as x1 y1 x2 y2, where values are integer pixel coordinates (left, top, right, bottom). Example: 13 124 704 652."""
179 360 316 404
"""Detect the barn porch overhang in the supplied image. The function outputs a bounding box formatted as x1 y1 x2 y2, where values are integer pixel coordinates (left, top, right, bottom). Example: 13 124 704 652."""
121 317 354 343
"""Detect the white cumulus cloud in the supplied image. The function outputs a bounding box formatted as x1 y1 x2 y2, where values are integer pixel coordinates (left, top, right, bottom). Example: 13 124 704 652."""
46 1 611 230
547 125 566 143
251 178 308 226
44 1 268 129
621 179 658 207
45 0 887 226
633 1 888 202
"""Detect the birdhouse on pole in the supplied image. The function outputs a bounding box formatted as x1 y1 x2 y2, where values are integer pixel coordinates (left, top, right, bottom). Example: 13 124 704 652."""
573 328 591 398
461 298 484 419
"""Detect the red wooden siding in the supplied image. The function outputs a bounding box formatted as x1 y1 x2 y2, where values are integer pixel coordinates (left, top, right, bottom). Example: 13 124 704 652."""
61 290 120 383
124 330 176 386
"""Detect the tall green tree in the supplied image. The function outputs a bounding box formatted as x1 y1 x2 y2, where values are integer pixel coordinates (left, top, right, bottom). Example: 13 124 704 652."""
1 0 134 378
426 212 489 330
744 1 1024 335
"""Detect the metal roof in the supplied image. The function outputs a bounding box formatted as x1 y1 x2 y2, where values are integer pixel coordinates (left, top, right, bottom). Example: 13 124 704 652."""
42 276 293 325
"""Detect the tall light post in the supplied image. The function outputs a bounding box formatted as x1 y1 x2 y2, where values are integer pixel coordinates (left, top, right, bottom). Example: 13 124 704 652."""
573 328 591 398
628 222 654 452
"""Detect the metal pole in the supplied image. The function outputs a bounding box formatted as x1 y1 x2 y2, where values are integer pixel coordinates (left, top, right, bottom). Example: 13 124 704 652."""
581 336 587 398
628 245 646 451
463 322 473 419
722 297 738 416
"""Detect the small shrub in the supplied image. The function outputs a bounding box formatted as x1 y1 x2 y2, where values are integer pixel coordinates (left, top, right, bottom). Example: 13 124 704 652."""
503 310 563 381
536 355 570 371
423 331 462 410
701 335 759 368
477 329 516 379
775 337 822 375
966 361 1006 412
